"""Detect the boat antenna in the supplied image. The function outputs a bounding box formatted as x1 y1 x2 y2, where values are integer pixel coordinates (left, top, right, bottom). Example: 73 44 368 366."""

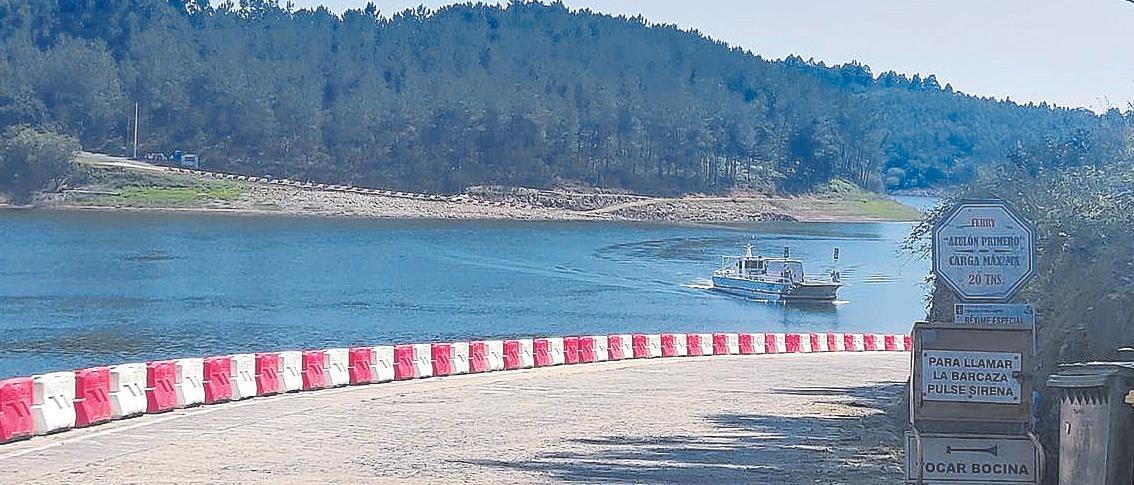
783 246 789 259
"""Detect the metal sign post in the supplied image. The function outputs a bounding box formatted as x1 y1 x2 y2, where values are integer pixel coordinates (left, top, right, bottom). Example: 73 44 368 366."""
907 199 1041 484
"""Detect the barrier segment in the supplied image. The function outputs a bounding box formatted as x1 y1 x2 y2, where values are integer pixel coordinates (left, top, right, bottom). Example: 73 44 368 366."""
348 347 374 384
714 333 740 355
646 334 662 358
519 339 535 368
413 343 434 378
548 337 565 365
394 345 416 380
828 333 845 352
811 333 829 352
661 333 686 357
109 363 146 418
324 348 350 387
73 367 111 428
451 342 470 375
174 358 205 407
204 356 233 404
301 351 328 390
432 343 453 376
798 334 813 353
486 340 505 372
372 346 395 382
279 351 303 392
613 334 632 360
255 353 282 395
577 336 596 363
697 333 714 356
468 341 488 374
0 378 34 443
563 336 579 365
686 334 703 357
230 354 257 399
608 335 626 361
534 339 552 367
785 334 802 353
633 334 649 359
32 372 76 435
592 335 609 362
504 340 523 370
145 361 178 413
766 333 787 354
845 334 866 352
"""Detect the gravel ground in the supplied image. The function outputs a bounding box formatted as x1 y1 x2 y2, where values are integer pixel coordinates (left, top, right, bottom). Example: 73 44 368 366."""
0 353 909 484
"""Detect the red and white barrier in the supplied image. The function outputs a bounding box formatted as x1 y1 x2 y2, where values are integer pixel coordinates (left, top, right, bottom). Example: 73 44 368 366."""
146 361 178 413
372 346 395 382
324 348 350 387
432 343 454 376
301 351 328 390
547 337 565 366
173 358 205 407
451 342 470 375
347 348 373 385
486 340 505 372
109 363 146 418
32 372 76 435
204 356 233 403
0 377 34 443
661 333 687 357
592 335 609 362
278 351 304 392
412 344 433 378
0 330 913 445
255 353 282 395
230 354 258 399
564 336 579 364
73 367 111 428
468 341 489 373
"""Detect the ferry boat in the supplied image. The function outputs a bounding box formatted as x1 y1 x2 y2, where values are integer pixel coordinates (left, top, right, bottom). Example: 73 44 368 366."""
711 243 842 302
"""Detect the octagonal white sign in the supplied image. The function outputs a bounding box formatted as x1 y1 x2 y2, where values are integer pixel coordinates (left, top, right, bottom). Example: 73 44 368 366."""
932 200 1036 301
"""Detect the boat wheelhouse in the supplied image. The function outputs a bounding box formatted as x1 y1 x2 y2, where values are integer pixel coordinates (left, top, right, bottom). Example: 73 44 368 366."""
711 243 841 302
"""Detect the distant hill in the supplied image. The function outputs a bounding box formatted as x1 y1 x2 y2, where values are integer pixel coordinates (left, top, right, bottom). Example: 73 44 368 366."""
0 0 1127 195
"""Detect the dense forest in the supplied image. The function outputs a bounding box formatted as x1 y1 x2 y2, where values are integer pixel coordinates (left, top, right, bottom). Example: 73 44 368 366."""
0 0 1129 195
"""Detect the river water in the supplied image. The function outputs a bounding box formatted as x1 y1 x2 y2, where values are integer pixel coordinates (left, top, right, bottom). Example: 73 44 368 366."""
0 208 932 378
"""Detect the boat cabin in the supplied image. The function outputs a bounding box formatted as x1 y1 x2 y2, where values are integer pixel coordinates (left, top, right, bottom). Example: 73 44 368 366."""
726 244 805 283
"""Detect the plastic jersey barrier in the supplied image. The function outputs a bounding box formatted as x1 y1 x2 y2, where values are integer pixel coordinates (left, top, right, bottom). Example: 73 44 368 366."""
766 333 787 354
904 335 913 351
412 343 434 378
486 340 505 372
348 347 374 384
323 348 350 387
109 363 147 418
451 342 470 375
632 334 649 359
828 333 846 352
607 335 625 360
504 340 522 370
811 333 829 352
203 356 233 404
713 333 739 355
301 351 328 390
516 338 535 369
592 335 609 362
661 333 685 357
533 339 552 367
230 354 258 399
255 353 282 395
173 358 205 407
615 334 632 360
845 334 865 352
432 343 453 376
869 334 886 351
278 351 304 392
564 336 579 365
646 334 662 358
785 334 802 353
697 333 714 356
372 346 396 382
31 372 75 435
468 341 488 374
393 345 416 380
738 334 757 355
0 377 34 443
73 367 111 428
578 336 596 363
548 337 565 366
145 360 178 414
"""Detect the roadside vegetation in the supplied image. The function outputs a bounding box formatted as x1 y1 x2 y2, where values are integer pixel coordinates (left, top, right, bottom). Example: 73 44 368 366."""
0 125 78 204
910 132 1134 480
0 1 1128 196
64 165 246 209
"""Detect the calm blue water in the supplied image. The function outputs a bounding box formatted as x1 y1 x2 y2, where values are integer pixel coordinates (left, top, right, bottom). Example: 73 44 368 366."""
0 210 930 378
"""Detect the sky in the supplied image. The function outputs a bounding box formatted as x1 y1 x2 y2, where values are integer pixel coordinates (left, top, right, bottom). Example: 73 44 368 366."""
289 0 1134 112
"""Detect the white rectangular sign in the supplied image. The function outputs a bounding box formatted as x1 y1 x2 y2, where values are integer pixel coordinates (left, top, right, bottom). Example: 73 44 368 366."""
953 304 1035 328
906 433 1039 483
921 350 1021 404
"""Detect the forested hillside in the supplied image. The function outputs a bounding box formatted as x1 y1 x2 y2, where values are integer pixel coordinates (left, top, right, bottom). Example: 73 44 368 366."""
0 0 1128 195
